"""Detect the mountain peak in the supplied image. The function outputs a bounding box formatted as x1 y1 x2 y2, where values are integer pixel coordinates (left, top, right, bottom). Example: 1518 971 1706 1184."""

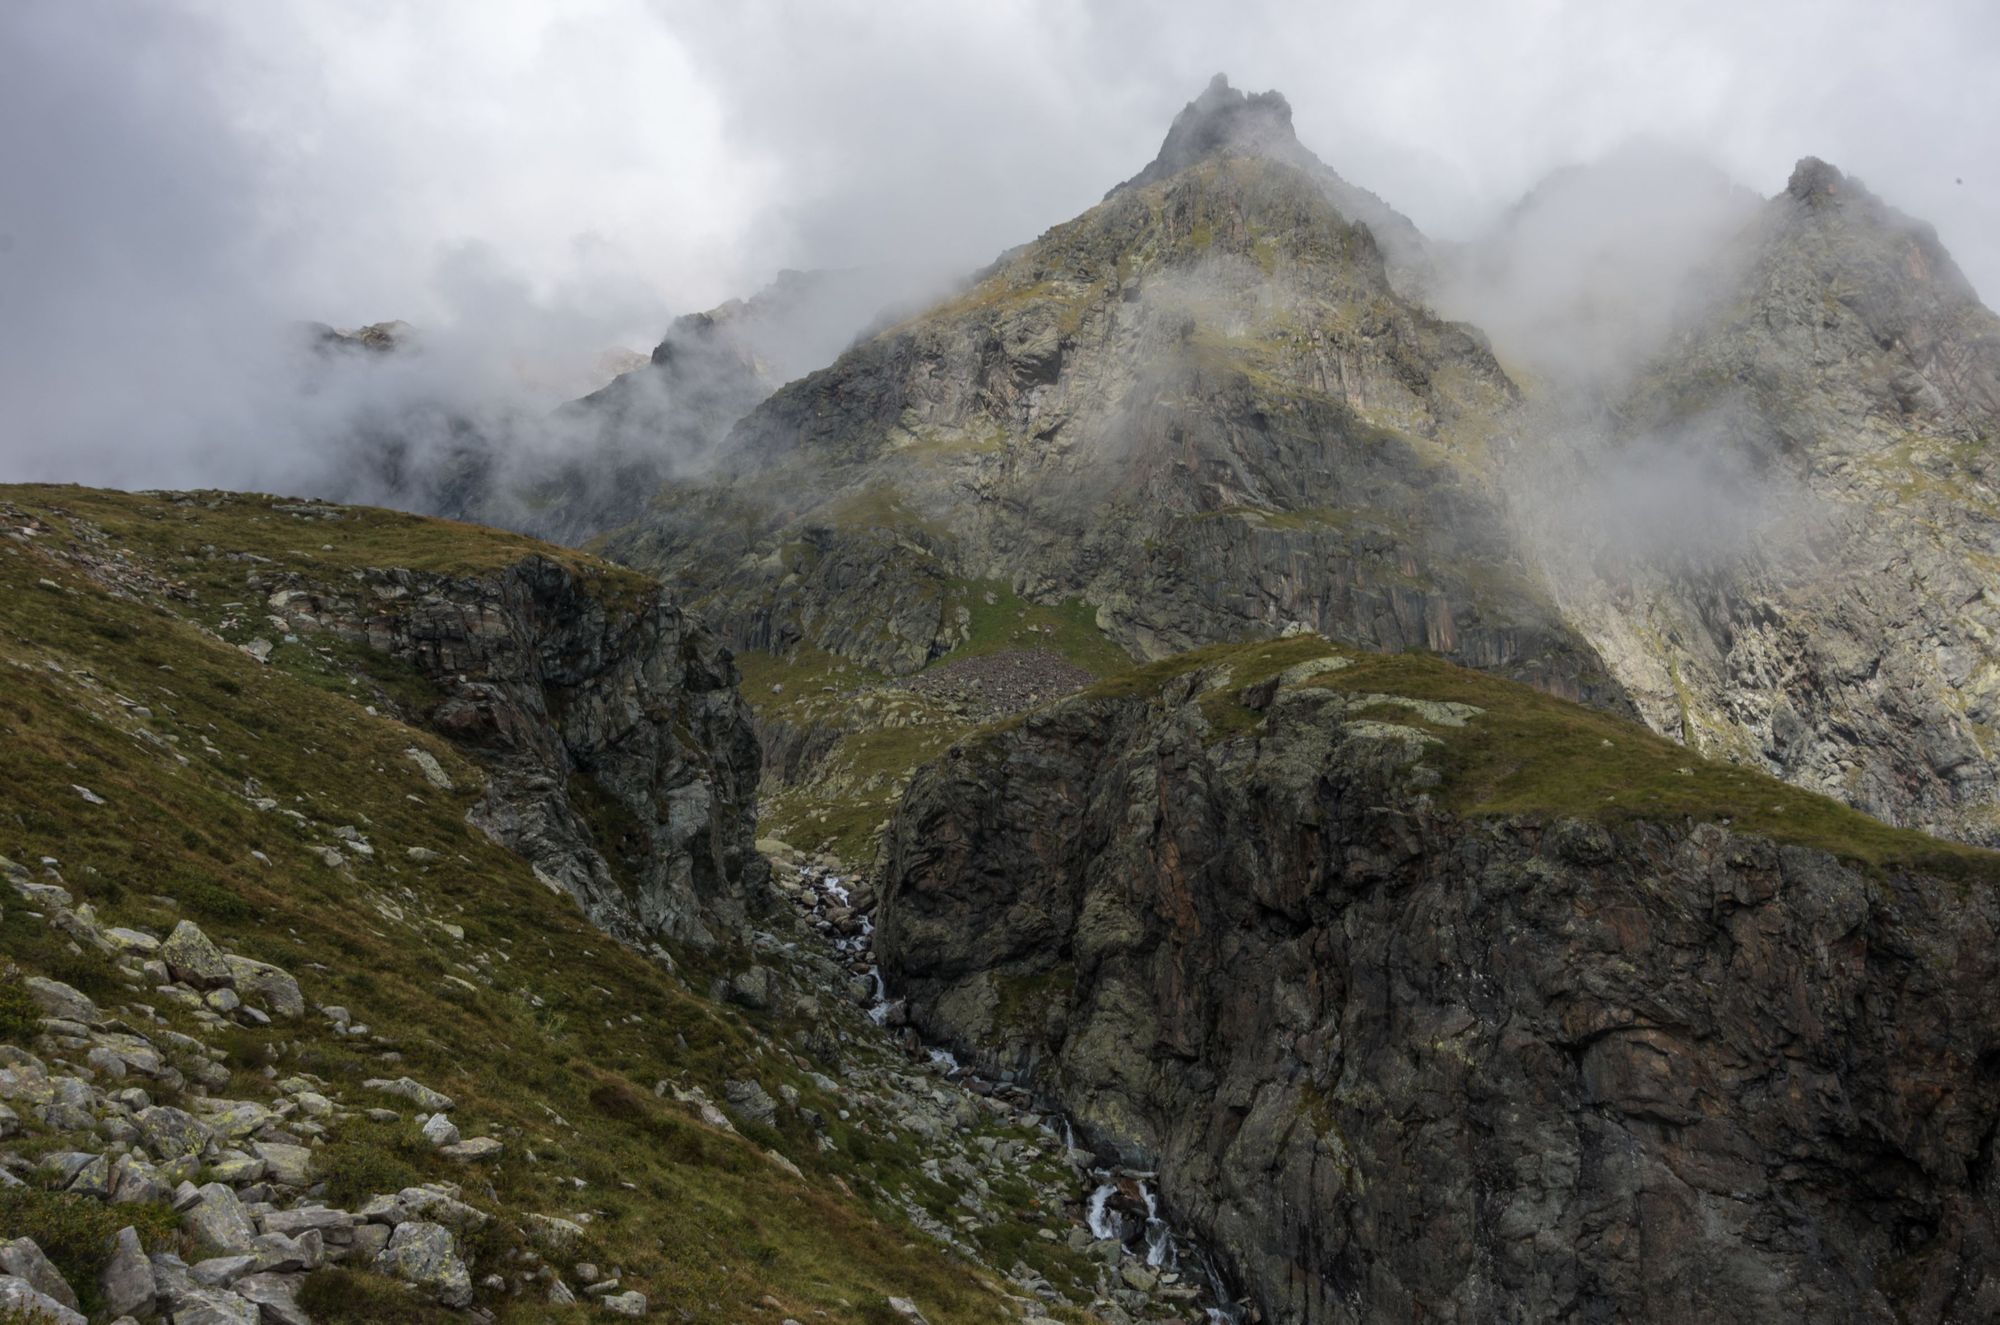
1786 155 1847 206
1111 73 1308 195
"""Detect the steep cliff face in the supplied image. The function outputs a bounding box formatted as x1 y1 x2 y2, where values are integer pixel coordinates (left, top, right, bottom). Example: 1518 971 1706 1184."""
264 550 767 949
607 79 1620 711
1 487 767 950
877 636 2000 1325
1519 158 2000 844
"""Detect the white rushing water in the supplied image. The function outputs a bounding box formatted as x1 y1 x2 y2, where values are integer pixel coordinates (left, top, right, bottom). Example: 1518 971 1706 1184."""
1086 1183 1119 1241
786 856 1240 1319
1141 1178 1174 1267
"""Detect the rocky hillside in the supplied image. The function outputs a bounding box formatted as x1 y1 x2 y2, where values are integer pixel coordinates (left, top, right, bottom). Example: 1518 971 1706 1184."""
876 634 2000 1324
578 81 2000 873
0 486 1236 1325
605 76 1620 710
1518 157 2000 844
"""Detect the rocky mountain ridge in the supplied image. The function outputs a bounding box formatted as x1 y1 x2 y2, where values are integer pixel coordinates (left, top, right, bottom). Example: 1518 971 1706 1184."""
599 77 2000 862
1518 154 2000 844
876 634 2000 1324
608 85 1621 711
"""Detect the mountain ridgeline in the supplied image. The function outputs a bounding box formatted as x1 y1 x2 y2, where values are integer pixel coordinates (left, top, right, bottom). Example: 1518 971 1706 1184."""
4 73 1999 1325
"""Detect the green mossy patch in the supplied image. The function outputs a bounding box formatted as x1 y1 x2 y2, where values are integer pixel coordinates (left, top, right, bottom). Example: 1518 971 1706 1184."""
988 633 2000 883
939 579 1132 678
1302 649 2000 881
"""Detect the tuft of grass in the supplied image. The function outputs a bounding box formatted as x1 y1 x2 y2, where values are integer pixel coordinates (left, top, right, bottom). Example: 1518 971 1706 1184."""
317 1124 430 1210
0 972 40 1040
0 1190 180 1315
296 1267 460 1324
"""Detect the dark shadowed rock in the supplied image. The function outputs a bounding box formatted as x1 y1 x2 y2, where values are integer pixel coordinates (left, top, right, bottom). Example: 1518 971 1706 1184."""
267 553 766 948
877 640 2000 1325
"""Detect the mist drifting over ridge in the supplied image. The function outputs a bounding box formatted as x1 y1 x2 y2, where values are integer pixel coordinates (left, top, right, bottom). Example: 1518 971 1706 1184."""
2 0 1998 504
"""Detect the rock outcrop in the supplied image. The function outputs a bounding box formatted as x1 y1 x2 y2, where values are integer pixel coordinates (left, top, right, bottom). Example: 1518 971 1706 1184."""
877 638 2000 1324
1108 74 1434 295
1516 155 2000 844
261 543 766 949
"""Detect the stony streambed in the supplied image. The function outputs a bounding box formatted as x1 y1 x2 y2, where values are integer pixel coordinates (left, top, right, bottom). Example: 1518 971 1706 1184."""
772 855 1245 1324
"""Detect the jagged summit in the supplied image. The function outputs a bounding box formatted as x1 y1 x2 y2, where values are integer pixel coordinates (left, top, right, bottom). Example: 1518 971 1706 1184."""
1787 154 1847 205
1107 74 1433 294
1110 73 1309 195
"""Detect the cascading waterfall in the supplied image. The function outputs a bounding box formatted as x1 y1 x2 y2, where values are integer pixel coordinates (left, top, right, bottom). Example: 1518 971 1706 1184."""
786 857 1242 1321
1086 1183 1119 1241
1141 1179 1174 1268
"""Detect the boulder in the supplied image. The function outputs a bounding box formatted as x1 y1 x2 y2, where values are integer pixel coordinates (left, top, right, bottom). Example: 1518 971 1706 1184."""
0 1275 85 1325
165 1286 259 1324
404 747 454 790
108 1153 170 1206
722 1078 777 1128
524 1213 586 1253
102 927 161 955
100 1227 155 1318
200 1101 277 1143
159 921 234 990
374 1220 473 1308
604 1289 650 1317
190 1255 259 1287
253 1142 313 1187
235 1271 311 1325
259 1206 357 1238
0 1238 77 1310
222 956 303 1019
357 1186 487 1230
203 1151 266 1185
182 1183 259 1256
726 966 774 1010
363 1076 454 1112
22 977 97 1025
249 1231 316 1274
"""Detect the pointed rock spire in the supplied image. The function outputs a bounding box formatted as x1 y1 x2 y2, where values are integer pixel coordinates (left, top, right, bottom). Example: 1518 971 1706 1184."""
1112 73 1311 195
1786 156 1846 206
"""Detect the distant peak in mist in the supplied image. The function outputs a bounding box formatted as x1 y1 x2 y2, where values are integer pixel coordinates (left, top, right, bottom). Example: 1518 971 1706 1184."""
306 320 416 355
1498 139 1755 230
1106 73 1437 297
1435 140 1763 392
1786 155 1848 206
1111 73 1310 196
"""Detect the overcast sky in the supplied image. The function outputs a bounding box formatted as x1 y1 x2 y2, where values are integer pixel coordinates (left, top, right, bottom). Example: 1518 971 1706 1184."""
3 0 1997 486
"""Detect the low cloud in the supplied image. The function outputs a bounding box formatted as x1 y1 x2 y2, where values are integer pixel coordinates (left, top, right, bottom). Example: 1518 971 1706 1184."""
2 0 1996 499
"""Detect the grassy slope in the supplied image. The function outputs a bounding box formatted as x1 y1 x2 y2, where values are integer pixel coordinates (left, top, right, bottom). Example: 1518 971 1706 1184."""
738 581 1133 864
0 485 1021 1325
1053 635 2000 882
